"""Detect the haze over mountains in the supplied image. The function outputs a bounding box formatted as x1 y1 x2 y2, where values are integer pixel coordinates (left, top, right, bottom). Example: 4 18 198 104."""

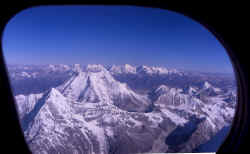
8 64 236 153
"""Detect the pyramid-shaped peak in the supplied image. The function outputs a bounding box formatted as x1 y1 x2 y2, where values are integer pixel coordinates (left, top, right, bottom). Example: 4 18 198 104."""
47 88 65 99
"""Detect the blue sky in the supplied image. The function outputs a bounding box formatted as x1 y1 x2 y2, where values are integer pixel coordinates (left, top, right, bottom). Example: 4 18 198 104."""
2 5 233 73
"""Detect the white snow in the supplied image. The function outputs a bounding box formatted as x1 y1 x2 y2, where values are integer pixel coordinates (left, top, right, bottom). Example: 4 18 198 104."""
105 127 114 137
109 64 136 74
82 119 106 154
86 64 106 72
161 108 187 126
58 64 149 109
20 71 31 78
72 64 82 73
203 81 212 89
145 112 164 125
15 93 43 119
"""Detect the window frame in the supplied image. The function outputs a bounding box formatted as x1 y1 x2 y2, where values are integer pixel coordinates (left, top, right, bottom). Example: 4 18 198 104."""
0 1 247 153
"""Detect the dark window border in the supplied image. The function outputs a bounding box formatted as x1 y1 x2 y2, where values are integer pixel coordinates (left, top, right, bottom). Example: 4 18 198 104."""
0 1 247 153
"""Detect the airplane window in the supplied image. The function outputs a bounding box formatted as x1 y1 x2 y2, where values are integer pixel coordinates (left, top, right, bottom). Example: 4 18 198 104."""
2 5 237 153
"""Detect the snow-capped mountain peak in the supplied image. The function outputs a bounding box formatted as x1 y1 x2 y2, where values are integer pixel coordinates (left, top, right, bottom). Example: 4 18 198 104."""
124 64 136 73
135 65 180 75
48 88 63 98
203 81 212 89
20 71 31 78
109 64 136 74
86 64 107 72
72 64 82 73
47 64 71 72
48 64 56 71
155 85 170 95
151 66 169 74
199 81 222 97
45 88 71 117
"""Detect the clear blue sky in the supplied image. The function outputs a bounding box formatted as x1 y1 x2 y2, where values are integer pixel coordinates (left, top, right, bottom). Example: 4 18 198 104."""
2 5 233 73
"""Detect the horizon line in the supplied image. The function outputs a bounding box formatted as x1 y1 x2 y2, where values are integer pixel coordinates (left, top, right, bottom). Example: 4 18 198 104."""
6 63 235 75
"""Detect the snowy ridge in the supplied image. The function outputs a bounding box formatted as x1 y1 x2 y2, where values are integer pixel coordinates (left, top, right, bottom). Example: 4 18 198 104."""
153 82 234 131
109 64 182 76
15 93 43 119
109 64 136 74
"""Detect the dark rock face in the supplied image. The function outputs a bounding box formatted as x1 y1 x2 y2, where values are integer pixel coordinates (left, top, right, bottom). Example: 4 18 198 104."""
193 126 231 152
165 116 205 152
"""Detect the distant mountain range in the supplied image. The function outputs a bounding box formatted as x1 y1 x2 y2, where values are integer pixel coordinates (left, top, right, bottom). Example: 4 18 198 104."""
7 64 236 95
10 64 236 153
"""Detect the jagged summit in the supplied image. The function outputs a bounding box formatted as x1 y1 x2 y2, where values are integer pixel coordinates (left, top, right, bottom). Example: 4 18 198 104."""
109 64 136 74
155 85 182 95
152 85 206 113
136 65 180 75
86 64 107 72
109 64 181 75
196 81 222 98
47 64 71 72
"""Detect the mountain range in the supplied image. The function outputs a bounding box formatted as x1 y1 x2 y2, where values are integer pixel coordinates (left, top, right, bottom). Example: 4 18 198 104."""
11 64 236 153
